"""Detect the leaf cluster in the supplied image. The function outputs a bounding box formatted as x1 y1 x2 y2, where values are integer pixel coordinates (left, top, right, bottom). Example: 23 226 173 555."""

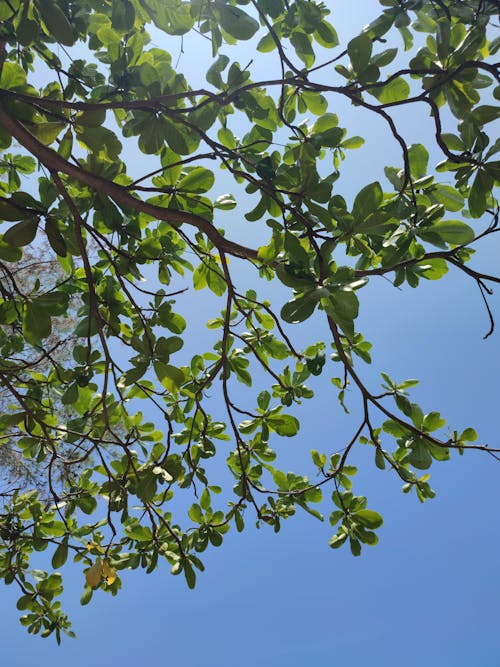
0 0 498 640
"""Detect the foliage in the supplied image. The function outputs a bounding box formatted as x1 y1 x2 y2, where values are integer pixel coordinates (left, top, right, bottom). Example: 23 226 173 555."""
0 244 81 492
0 0 498 642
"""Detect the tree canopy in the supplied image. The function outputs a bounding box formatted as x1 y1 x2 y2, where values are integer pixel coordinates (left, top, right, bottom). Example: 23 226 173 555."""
0 0 499 643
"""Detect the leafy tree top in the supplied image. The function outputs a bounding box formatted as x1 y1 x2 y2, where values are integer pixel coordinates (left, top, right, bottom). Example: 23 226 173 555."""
0 0 498 643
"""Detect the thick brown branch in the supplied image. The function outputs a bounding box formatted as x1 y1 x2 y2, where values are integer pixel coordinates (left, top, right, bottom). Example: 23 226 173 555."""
0 102 259 262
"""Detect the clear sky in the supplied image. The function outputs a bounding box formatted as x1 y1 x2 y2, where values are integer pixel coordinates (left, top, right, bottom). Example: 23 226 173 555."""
2 1 500 665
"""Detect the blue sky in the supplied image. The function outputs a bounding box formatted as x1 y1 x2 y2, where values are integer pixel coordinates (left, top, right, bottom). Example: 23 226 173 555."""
2 1 500 664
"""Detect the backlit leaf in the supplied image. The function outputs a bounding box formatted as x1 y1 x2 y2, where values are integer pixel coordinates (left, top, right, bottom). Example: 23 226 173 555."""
348 34 372 72
431 220 475 244
217 3 259 40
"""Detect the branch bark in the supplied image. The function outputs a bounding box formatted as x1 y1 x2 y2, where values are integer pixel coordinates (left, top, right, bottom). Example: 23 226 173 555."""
0 102 259 262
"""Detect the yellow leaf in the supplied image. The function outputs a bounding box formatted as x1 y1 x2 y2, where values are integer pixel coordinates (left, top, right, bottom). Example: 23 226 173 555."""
87 540 105 554
85 557 103 588
103 558 116 585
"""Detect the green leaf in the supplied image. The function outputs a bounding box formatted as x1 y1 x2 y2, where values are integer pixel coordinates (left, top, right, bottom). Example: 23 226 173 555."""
485 161 500 183
193 263 208 290
200 488 211 511
153 2 194 35
38 0 75 46
58 129 73 160
158 306 186 333
217 127 237 149
178 168 215 193
111 0 135 31
136 471 157 503
408 144 429 179
214 193 237 210
460 428 477 442
139 119 167 154
51 540 69 569
33 117 65 143
301 90 328 115
352 182 382 221
35 291 69 315
284 232 309 267
206 55 230 88
348 34 373 73
156 336 184 358
422 412 446 432
0 198 28 221
14 156 36 174
62 382 79 406
440 133 465 151
471 105 500 127
0 239 22 261
3 218 39 246
350 538 361 556
0 62 26 89
372 47 398 67
313 113 339 133
234 510 244 532
76 126 122 160
290 31 315 68
430 220 475 245
122 363 148 386
255 156 275 181
257 32 276 53
80 586 93 606
329 533 348 549
341 136 365 149
468 169 492 218
431 185 464 212
217 3 259 40
163 119 198 155
45 219 67 257
183 561 196 589
417 258 449 280
358 529 378 546
16 595 34 611
273 470 290 491
188 503 203 523
267 414 300 437
314 21 339 48
408 440 433 469
17 13 40 46
326 291 359 339
154 361 185 393
239 418 258 434
371 77 410 103
125 522 152 542
353 509 384 529
206 260 227 296
23 302 51 343
375 449 386 470
74 315 99 338
281 294 316 323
